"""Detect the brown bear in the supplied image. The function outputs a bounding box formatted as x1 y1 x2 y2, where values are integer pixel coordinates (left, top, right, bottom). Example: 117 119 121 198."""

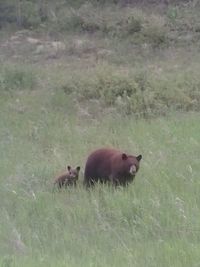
54 165 80 189
84 148 142 187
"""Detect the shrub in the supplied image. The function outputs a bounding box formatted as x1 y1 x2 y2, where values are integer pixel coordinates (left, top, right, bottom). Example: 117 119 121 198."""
0 0 42 28
61 66 200 117
55 3 103 33
0 2 16 26
141 14 168 48
61 68 156 117
51 4 168 48
20 1 42 28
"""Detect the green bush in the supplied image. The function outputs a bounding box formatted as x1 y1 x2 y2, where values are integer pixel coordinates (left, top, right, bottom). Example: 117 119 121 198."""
141 14 168 48
52 4 168 48
142 25 167 48
61 69 155 116
20 1 42 28
0 2 16 26
0 0 42 28
55 3 103 33
61 67 200 117
125 15 142 34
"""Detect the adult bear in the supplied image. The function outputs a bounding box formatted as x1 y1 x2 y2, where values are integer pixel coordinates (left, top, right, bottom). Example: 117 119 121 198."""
84 148 142 187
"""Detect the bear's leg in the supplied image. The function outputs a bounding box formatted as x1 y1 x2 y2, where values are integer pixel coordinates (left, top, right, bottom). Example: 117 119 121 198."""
109 175 120 187
83 177 95 188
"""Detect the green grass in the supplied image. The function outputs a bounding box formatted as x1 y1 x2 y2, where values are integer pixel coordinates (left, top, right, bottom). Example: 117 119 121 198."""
1 1 200 266
0 88 200 266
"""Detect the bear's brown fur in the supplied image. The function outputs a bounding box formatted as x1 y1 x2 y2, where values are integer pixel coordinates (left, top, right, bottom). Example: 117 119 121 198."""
84 148 142 187
54 165 80 189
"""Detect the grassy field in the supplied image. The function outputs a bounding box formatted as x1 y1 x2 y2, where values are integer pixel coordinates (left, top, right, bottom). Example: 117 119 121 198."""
1 88 200 266
1 1 200 266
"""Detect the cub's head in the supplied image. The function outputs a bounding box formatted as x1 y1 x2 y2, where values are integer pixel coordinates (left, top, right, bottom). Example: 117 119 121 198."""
67 165 81 181
121 153 142 178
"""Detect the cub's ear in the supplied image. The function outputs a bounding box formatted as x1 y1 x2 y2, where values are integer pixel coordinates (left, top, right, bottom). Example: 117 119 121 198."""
136 155 142 162
122 153 128 160
67 165 71 171
76 166 81 172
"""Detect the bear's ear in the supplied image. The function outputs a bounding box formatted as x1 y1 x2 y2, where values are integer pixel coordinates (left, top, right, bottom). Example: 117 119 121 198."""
136 155 142 162
76 166 80 172
122 153 128 160
67 165 71 171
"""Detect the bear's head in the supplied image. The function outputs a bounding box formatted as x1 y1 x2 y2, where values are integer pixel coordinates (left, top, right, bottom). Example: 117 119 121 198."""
121 153 142 178
67 165 81 181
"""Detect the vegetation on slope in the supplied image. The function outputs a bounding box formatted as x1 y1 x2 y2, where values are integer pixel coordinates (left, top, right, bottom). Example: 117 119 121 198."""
0 1 200 266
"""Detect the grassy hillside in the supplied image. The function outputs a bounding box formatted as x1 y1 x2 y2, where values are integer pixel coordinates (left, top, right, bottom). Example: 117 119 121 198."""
1 90 200 266
0 1 200 266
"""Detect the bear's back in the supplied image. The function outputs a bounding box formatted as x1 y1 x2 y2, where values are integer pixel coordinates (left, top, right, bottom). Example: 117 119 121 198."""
84 148 121 183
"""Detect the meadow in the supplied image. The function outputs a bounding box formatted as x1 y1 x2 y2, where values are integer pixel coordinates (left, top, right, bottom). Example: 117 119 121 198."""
0 1 200 266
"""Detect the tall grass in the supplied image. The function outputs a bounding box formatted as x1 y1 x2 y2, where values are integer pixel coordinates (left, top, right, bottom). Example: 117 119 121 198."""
0 65 37 91
0 87 200 266
1 1 200 266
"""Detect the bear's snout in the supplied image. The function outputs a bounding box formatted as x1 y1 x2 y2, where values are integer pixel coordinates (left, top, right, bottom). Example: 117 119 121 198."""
129 165 137 175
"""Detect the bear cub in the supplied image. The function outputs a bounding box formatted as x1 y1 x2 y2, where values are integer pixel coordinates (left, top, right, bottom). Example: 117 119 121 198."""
54 165 80 189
